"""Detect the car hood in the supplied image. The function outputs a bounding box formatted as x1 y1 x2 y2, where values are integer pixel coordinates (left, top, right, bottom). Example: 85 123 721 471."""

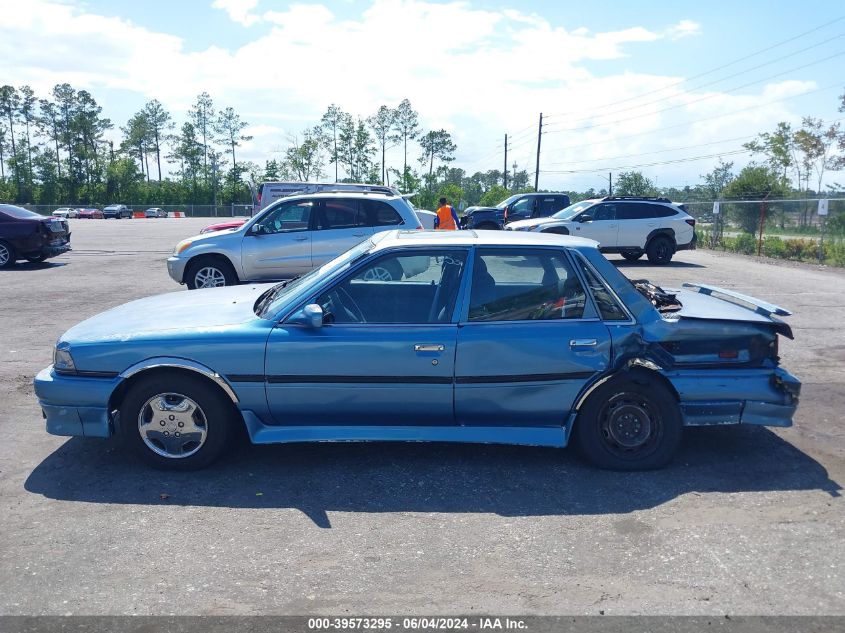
464 206 497 215
61 284 273 344
506 217 561 230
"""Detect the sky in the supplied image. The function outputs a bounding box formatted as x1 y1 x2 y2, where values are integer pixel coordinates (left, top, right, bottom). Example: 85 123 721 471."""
1 0 844 192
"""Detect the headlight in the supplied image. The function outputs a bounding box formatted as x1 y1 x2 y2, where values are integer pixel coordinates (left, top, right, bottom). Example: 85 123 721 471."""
174 239 193 255
54 346 76 374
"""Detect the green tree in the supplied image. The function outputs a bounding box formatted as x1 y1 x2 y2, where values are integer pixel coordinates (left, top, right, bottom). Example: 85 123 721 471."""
393 99 420 188
216 106 252 200
367 105 398 185
18 85 38 195
285 127 325 181
479 184 509 207
320 104 347 182
142 99 173 182
723 165 789 234
189 92 215 186
701 159 735 199
418 129 456 192
613 171 658 196
0 85 21 199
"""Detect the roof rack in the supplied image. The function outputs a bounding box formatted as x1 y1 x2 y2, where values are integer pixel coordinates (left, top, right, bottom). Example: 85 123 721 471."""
602 196 672 203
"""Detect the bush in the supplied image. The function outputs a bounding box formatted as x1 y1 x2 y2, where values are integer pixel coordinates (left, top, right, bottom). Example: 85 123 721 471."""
762 236 786 258
783 238 819 261
732 232 758 255
826 239 845 267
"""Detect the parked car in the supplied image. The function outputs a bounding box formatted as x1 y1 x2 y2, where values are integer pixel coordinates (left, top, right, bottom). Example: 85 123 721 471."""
145 207 167 218
252 181 401 213
52 207 77 218
0 204 71 267
461 193 571 230
76 208 103 219
103 204 132 219
505 196 697 264
200 218 248 234
168 191 424 289
35 230 800 470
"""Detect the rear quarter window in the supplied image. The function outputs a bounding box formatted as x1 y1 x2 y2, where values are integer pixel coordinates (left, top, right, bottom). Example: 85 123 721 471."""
365 200 404 226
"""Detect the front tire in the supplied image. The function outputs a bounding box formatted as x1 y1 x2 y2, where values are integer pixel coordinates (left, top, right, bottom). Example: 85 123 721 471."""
119 372 235 469
620 250 643 261
574 375 681 470
185 257 238 289
646 236 674 264
26 253 46 263
0 241 16 268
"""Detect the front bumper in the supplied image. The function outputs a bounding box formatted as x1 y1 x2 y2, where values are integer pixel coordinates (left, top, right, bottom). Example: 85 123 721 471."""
34 366 120 437
166 256 187 284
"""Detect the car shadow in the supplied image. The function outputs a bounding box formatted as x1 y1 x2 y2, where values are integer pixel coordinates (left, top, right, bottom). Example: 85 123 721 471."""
25 426 840 528
4 261 68 271
610 258 706 269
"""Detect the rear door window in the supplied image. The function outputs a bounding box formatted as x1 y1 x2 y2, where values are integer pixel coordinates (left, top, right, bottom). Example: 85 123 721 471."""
364 200 403 226
317 199 365 230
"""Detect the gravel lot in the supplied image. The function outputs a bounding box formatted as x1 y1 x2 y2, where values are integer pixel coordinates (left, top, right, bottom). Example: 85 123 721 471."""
0 218 843 615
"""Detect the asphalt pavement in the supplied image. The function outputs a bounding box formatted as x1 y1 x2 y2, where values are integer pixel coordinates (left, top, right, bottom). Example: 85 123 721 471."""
0 217 843 615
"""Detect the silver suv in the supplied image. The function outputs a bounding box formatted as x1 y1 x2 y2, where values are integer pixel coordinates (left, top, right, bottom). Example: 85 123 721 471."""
168 192 424 289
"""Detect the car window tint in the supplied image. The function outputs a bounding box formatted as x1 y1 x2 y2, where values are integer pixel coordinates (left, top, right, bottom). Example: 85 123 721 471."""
318 199 365 230
510 197 533 213
540 197 567 214
317 250 467 324
576 258 629 321
468 250 586 322
590 204 616 221
260 200 313 233
652 204 678 217
364 200 403 226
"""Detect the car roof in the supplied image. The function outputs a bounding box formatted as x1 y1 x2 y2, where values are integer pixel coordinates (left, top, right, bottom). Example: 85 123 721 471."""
372 229 598 250
281 191 400 202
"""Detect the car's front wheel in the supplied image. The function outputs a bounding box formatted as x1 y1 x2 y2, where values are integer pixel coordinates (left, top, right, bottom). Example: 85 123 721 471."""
574 375 681 470
26 253 46 263
119 372 235 469
185 257 238 289
0 240 16 268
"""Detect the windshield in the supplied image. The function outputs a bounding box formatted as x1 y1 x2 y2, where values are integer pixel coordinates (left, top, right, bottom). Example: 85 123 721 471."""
0 204 43 220
256 238 375 318
495 195 522 210
552 200 597 220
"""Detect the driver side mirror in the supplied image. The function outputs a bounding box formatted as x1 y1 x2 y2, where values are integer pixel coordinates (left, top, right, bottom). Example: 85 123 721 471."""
287 303 324 328
578 214 593 223
249 223 265 235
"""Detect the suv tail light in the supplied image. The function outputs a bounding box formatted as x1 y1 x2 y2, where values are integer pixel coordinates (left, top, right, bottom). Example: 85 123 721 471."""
685 218 696 227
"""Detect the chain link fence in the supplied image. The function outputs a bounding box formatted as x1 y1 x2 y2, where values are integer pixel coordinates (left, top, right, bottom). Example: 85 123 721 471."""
19 203 254 218
681 197 845 266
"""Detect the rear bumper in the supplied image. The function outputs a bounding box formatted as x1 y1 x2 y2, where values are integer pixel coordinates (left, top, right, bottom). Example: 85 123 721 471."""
34 366 119 437
669 367 799 427
676 232 697 251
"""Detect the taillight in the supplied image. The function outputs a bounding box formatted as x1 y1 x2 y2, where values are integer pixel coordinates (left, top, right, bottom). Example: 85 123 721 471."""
685 218 696 227
503 206 509 221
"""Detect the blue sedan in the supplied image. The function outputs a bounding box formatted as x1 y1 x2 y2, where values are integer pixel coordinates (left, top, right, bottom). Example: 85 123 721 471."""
34 230 800 470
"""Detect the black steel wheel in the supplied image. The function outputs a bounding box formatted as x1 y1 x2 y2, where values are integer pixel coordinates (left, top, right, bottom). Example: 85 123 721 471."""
646 236 674 264
574 376 681 470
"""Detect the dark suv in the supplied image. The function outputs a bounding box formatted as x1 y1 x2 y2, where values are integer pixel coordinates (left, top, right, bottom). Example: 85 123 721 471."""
102 204 132 219
460 193 571 230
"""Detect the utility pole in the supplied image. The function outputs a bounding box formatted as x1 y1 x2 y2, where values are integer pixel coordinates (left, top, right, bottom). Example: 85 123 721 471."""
608 172 612 196
503 134 508 189
534 113 543 192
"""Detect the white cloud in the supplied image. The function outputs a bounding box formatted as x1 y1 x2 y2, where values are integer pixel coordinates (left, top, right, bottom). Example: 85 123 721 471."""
665 19 701 40
211 0 260 27
0 0 831 188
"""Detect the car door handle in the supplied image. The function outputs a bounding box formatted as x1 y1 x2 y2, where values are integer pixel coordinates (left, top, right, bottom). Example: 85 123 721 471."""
570 339 597 347
293 235 308 241
414 344 445 352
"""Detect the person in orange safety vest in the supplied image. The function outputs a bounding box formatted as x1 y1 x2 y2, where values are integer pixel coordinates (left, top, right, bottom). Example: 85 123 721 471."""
434 197 459 230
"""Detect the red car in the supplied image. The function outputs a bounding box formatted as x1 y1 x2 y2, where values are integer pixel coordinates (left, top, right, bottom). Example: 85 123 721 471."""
199 218 247 234
76 208 104 219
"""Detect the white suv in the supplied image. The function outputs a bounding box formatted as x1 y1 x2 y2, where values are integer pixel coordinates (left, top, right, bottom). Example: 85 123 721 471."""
505 196 696 264
168 191 424 289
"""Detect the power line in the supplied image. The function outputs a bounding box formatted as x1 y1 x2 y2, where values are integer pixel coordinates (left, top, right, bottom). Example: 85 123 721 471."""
542 15 845 121
542 148 751 175
542 31 845 129
543 50 845 136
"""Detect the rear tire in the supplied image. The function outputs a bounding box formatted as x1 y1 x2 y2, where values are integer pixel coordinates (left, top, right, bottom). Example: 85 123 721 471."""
620 250 643 261
646 236 674 264
0 240 15 268
185 257 238 289
119 372 235 470
574 375 681 470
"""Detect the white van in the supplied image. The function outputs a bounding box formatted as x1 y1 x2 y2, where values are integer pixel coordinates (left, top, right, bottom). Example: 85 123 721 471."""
252 181 401 213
